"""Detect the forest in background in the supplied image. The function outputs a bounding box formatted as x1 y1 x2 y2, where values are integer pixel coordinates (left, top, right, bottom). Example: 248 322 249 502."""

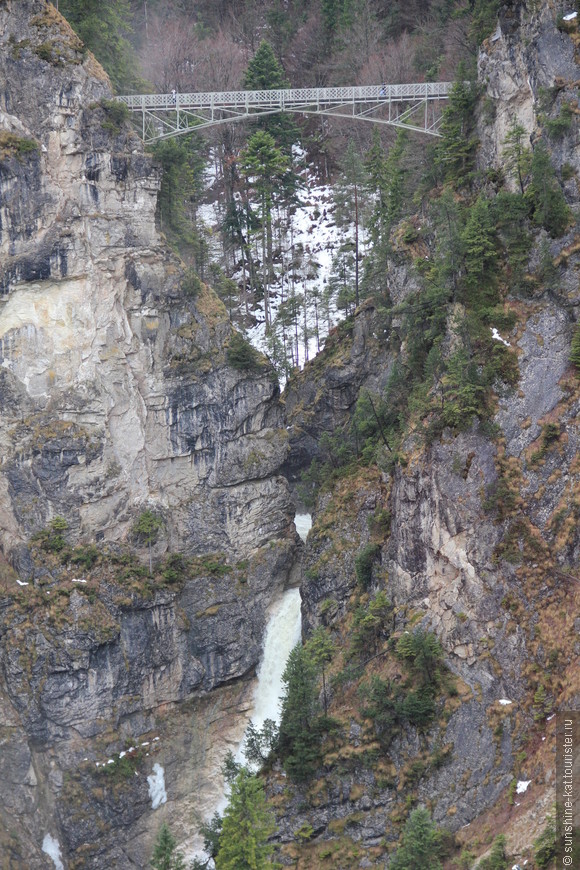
57 0 505 377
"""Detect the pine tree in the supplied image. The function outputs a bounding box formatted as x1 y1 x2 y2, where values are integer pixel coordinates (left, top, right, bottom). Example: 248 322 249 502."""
461 193 499 308
390 807 442 870
440 348 486 430
278 644 321 781
502 120 532 195
525 140 571 237
436 73 478 184
151 823 186 870
366 129 407 245
152 135 207 258
59 0 141 91
304 627 334 714
133 510 163 575
215 768 277 870
243 40 299 151
239 131 292 330
334 140 369 307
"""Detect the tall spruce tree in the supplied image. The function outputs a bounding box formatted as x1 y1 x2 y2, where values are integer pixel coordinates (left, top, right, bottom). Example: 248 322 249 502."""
436 73 478 184
502 120 532 195
334 140 369 307
390 807 442 870
215 768 277 870
525 140 571 237
239 130 293 330
461 193 499 308
243 40 299 151
278 644 321 781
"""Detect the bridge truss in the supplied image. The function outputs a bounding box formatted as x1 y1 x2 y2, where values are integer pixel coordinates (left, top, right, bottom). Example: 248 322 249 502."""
117 83 453 143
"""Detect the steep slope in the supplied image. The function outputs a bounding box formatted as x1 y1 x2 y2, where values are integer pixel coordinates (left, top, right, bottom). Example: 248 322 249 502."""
276 2 580 867
0 1 298 866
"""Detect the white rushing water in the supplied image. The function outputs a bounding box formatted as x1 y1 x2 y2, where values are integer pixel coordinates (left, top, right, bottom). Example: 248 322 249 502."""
241 587 302 750
234 513 311 757
190 516 310 862
294 513 312 542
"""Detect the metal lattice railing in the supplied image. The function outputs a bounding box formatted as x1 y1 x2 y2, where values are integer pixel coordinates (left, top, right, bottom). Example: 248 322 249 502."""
116 82 454 142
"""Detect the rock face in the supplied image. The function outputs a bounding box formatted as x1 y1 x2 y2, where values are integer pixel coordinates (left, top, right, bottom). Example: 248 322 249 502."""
0 0 292 563
279 1 580 862
0 1 298 865
283 300 392 481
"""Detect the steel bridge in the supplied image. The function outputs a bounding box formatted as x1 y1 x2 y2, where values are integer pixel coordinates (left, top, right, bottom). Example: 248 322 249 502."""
117 82 453 143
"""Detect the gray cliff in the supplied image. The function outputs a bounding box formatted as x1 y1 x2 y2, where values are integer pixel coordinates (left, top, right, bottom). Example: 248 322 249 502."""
0 0 298 865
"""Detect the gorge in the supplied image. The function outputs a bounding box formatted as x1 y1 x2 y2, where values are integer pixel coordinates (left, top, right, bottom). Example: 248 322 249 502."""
0 0 579 868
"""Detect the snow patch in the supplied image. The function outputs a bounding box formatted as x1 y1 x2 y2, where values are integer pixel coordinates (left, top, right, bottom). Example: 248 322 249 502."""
16 578 29 586
42 834 64 870
71 577 87 583
563 11 578 20
498 699 512 705
516 780 531 794
491 327 510 346
148 763 167 809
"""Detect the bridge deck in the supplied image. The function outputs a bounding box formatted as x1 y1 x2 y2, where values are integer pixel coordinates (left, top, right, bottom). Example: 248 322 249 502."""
116 83 453 141
118 82 452 112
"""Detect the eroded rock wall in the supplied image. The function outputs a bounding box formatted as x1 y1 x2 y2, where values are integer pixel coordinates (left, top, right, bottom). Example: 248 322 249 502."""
0 1 299 865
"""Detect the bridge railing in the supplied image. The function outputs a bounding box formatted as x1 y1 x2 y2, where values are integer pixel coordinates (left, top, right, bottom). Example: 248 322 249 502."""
118 82 453 112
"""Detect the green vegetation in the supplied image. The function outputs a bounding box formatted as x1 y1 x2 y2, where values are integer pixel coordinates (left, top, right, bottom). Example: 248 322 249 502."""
243 40 298 152
478 834 508 870
215 768 277 870
354 543 381 590
33 516 69 554
390 807 443 870
0 131 39 160
58 0 141 91
526 140 571 237
152 134 207 262
533 811 556 868
151 823 186 870
349 591 392 659
226 331 264 371
243 719 279 770
570 323 580 375
132 510 163 574
97 98 130 134
278 643 323 781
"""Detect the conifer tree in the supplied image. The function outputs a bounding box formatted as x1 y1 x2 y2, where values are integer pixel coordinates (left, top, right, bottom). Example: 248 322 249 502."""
243 40 299 151
59 0 141 91
461 193 499 308
502 120 532 195
239 131 292 330
215 768 277 870
436 73 478 183
304 627 334 715
525 140 570 237
389 807 442 870
278 644 321 781
334 140 369 307
151 823 186 870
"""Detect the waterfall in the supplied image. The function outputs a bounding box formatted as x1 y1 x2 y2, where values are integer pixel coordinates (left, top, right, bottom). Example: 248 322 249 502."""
187 515 310 860
235 513 310 758
239 587 301 754
294 512 312 541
